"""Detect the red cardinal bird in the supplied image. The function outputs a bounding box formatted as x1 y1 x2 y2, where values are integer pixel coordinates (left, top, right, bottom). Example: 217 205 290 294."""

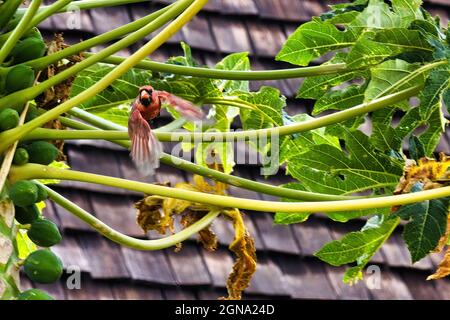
128 85 204 176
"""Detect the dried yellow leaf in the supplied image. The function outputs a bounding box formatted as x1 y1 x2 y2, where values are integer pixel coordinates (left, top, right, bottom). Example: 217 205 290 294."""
428 247 450 280
221 209 257 300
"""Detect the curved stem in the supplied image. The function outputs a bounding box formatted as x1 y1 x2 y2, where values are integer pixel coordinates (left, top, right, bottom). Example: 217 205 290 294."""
0 0 73 44
0 0 194 112
17 0 150 15
28 0 73 30
40 182 220 250
26 4 174 71
52 116 359 201
0 0 203 152
0 0 42 64
24 85 424 142
10 164 450 213
0 0 22 30
93 54 350 80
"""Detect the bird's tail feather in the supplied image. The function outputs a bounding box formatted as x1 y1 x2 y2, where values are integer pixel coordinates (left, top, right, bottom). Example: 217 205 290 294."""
130 125 162 176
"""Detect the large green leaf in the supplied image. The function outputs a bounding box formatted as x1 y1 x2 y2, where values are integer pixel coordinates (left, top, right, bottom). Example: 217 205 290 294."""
349 0 407 30
287 128 403 196
346 29 432 68
365 59 426 106
238 86 286 130
276 20 356 66
419 66 450 118
418 102 447 156
396 197 450 263
297 53 369 100
315 215 399 283
315 216 399 266
196 52 251 175
214 52 250 92
391 0 424 22
280 114 340 163
313 84 366 115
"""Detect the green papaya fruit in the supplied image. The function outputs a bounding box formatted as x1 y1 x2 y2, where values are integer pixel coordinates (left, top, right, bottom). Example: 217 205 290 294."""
36 184 48 202
17 288 55 300
5 64 35 93
9 37 46 63
12 147 29 165
25 105 40 122
0 108 19 130
9 180 38 207
28 219 61 247
14 204 40 224
23 249 63 284
25 141 58 165
23 27 43 41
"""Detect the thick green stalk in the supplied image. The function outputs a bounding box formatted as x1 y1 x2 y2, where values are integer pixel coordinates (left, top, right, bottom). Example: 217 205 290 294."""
0 0 73 44
26 4 174 71
25 85 423 142
17 0 150 15
50 115 355 201
9 164 450 213
41 183 220 250
0 0 42 64
0 0 207 153
28 0 72 30
0 200 20 300
94 54 349 80
0 0 193 112
0 0 22 30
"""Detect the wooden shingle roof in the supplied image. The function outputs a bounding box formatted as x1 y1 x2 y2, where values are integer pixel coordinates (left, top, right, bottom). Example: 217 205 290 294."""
26 0 450 299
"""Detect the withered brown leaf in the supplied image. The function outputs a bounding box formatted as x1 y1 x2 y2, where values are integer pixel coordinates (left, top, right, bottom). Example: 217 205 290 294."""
428 247 450 280
221 209 257 300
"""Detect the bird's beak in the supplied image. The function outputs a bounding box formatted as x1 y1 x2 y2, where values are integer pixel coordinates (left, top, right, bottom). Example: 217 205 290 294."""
140 90 150 101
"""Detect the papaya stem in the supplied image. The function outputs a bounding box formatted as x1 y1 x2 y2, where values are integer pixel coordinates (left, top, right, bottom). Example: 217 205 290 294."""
41 182 221 251
25 109 366 202
97 54 349 80
25 4 174 71
0 0 42 65
0 0 22 30
17 0 151 16
24 85 424 142
9 164 450 213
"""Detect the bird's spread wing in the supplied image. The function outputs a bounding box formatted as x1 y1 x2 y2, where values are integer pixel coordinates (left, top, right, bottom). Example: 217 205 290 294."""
156 91 204 121
128 108 163 176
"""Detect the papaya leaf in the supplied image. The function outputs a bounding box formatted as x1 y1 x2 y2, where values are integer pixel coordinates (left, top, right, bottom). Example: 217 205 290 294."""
315 215 399 284
419 66 450 118
196 52 251 175
274 183 311 225
287 127 403 195
296 51 371 101
281 127 403 224
349 0 406 30
408 135 426 161
215 52 250 92
391 0 424 22
238 86 285 130
280 114 340 163
418 102 447 156
313 84 367 115
396 197 450 263
320 0 368 25
365 59 426 106
276 20 356 66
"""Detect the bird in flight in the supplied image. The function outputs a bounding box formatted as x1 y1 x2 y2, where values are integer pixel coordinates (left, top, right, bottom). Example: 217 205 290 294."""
128 85 204 175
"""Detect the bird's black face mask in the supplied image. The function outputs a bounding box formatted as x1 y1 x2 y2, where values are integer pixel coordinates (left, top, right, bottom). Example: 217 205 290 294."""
139 89 153 107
